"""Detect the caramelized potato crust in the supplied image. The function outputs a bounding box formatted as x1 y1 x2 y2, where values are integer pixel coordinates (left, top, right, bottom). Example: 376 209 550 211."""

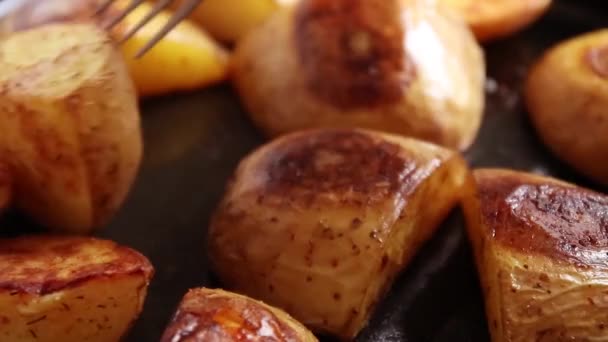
463 169 608 342
161 288 317 342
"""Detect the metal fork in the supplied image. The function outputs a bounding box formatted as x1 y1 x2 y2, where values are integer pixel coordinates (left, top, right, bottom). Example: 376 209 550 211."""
95 0 203 58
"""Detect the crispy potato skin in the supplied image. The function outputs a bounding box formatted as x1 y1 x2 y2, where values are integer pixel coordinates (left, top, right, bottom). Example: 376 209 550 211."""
463 169 608 342
3 0 229 97
0 236 153 342
161 288 317 342
526 29 608 186
232 0 484 151
0 24 142 233
440 0 552 42
209 129 469 339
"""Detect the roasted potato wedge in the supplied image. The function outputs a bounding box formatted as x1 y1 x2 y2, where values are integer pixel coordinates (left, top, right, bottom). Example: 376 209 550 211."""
0 236 153 342
161 288 317 342
440 0 552 42
3 0 229 97
232 0 485 151
209 128 469 339
463 169 608 342
0 23 142 233
526 29 608 186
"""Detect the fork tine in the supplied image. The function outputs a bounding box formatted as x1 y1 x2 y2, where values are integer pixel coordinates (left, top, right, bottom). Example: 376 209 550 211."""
95 0 116 15
117 0 174 44
102 0 147 30
134 0 201 58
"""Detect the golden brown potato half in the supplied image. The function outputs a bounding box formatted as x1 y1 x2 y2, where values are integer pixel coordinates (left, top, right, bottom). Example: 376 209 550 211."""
2 0 229 97
526 29 608 186
0 23 142 234
209 128 469 339
232 0 485 151
0 235 153 342
463 169 608 342
440 0 552 42
161 288 317 342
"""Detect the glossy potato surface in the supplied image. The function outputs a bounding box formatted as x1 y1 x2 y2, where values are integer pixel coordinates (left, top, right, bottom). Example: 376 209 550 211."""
463 169 608 342
161 288 317 342
0 236 153 342
0 23 142 234
209 129 469 339
440 0 552 42
232 0 485 150
526 29 608 186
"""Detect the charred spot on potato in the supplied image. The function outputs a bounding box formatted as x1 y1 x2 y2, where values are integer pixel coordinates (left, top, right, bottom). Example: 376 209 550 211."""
161 289 303 342
0 237 152 295
294 0 414 109
586 45 608 79
259 130 421 206
475 172 608 265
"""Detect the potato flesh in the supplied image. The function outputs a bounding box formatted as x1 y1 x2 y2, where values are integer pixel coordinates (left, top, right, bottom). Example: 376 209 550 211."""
210 129 468 338
463 169 608 342
0 277 148 342
0 23 142 233
0 236 153 342
161 288 317 342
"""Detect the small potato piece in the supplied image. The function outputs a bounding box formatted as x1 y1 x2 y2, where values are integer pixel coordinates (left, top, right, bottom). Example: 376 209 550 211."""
463 169 608 342
3 0 229 97
209 128 469 339
526 29 608 186
232 0 485 151
114 0 229 96
0 23 142 234
440 0 552 42
181 0 295 43
0 236 153 342
161 288 317 342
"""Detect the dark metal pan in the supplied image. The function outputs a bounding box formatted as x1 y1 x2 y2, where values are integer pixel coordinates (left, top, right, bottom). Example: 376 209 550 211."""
1 1 606 341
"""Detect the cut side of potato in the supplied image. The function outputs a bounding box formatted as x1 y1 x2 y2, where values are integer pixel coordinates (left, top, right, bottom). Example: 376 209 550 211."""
161 288 317 342
463 169 608 342
0 23 142 234
440 0 552 42
526 29 608 186
2 0 229 97
232 0 485 150
209 128 469 339
0 236 153 342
